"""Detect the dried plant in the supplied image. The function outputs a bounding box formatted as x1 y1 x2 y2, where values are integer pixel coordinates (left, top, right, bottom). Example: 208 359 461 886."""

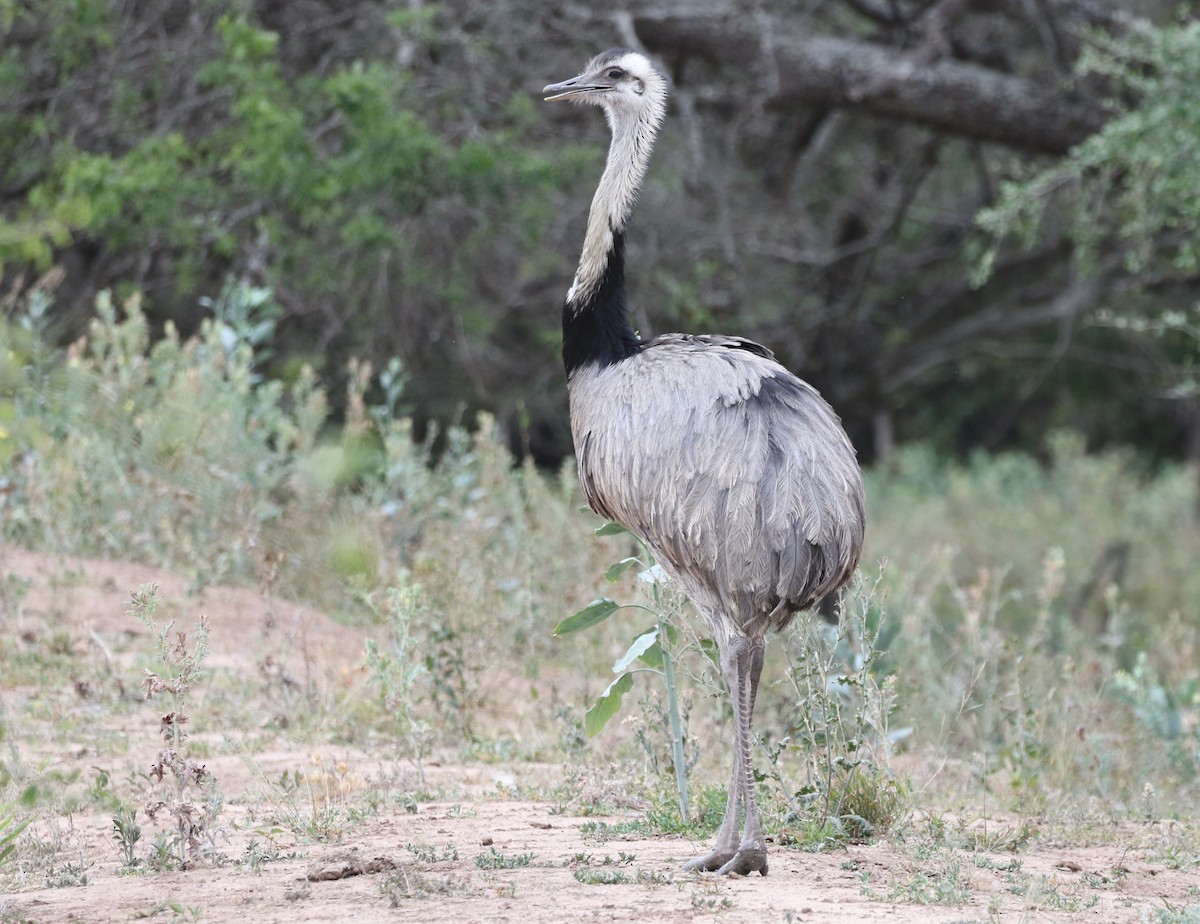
128 583 222 867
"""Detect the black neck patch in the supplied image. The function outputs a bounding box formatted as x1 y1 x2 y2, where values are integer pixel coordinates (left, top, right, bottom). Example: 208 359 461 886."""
562 231 642 377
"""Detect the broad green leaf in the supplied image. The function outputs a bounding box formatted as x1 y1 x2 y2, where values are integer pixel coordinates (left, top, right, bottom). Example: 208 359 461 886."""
699 637 721 670
604 556 641 583
637 640 664 670
553 598 618 637
612 629 658 673
594 521 629 537
584 672 634 737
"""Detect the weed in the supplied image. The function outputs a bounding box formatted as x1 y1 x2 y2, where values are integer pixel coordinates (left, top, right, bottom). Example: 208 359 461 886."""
635 867 673 885
887 863 972 906
148 832 177 871
0 904 33 924
777 816 854 852
88 768 123 813
1156 904 1200 924
130 584 222 867
263 753 377 841
112 807 141 869
0 801 30 868
44 860 90 888
235 840 270 874
405 843 459 863
578 819 650 843
474 846 533 869
1013 874 1100 912
130 896 203 920
772 570 908 842
645 782 724 836
362 583 432 787
555 529 696 820
689 879 734 911
0 575 30 622
381 866 471 902
574 868 628 884
971 854 1022 873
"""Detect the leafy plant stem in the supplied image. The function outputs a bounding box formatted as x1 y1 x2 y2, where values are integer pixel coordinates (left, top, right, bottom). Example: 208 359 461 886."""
653 576 689 823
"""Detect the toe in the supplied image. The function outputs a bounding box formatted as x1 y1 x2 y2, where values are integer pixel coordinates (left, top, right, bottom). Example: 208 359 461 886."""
683 849 736 873
715 848 768 877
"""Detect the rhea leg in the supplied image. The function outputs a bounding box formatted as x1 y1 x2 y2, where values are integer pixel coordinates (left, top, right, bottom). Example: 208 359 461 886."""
684 636 768 876
683 640 745 871
716 636 767 876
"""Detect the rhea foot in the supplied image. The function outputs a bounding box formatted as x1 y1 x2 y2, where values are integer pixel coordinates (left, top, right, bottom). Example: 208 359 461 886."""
715 848 768 877
682 847 736 873
684 846 768 877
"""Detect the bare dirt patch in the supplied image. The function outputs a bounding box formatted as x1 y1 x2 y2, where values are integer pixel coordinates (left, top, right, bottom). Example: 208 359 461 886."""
2 547 1196 923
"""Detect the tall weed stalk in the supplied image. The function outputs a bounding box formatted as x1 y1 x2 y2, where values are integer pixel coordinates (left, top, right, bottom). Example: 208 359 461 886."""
773 572 908 842
129 583 222 866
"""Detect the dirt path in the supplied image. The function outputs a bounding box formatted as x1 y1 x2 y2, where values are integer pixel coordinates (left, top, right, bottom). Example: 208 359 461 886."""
6 796 1194 923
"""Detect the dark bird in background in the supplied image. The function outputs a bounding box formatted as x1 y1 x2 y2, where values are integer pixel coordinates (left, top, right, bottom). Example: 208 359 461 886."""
544 49 866 877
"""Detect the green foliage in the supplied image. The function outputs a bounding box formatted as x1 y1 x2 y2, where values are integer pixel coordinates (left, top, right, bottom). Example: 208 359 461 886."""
553 598 620 638
1 288 327 590
584 673 634 738
644 782 727 837
474 846 532 869
0 799 30 867
111 807 141 870
975 18 1200 280
1110 652 1200 776
868 435 1200 648
0 0 574 418
557 537 694 820
1156 904 1200 924
770 573 909 845
363 583 432 784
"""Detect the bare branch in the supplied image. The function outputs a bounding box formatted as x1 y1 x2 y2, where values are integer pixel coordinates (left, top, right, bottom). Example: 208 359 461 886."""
633 10 1106 154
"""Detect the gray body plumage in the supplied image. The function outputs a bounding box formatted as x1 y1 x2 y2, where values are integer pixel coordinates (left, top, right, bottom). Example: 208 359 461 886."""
545 49 865 878
570 334 864 648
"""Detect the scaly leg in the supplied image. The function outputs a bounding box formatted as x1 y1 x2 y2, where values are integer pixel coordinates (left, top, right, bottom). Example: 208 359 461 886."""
716 636 768 876
683 640 744 872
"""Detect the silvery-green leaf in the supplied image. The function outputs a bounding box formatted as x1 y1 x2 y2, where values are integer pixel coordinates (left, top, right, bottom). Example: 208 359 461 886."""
612 629 658 673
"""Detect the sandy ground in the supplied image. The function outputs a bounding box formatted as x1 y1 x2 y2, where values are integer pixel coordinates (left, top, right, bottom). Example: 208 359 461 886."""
1 547 1196 923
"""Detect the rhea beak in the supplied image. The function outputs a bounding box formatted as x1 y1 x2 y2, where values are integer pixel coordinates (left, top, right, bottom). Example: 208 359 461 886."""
543 73 614 102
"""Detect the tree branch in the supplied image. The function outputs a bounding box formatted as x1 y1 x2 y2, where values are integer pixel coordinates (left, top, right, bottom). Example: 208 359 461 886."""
633 10 1106 154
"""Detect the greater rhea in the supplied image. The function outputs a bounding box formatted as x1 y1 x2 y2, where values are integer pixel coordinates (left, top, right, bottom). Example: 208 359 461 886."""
544 49 866 877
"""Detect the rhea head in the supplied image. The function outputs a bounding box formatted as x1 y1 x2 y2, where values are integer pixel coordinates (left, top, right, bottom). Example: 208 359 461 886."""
542 48 667 127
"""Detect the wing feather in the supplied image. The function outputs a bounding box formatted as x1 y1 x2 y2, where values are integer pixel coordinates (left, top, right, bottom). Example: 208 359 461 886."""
569 334 865 636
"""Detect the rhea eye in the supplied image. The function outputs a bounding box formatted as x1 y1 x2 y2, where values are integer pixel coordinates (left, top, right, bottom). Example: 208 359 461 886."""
607 67 625 80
